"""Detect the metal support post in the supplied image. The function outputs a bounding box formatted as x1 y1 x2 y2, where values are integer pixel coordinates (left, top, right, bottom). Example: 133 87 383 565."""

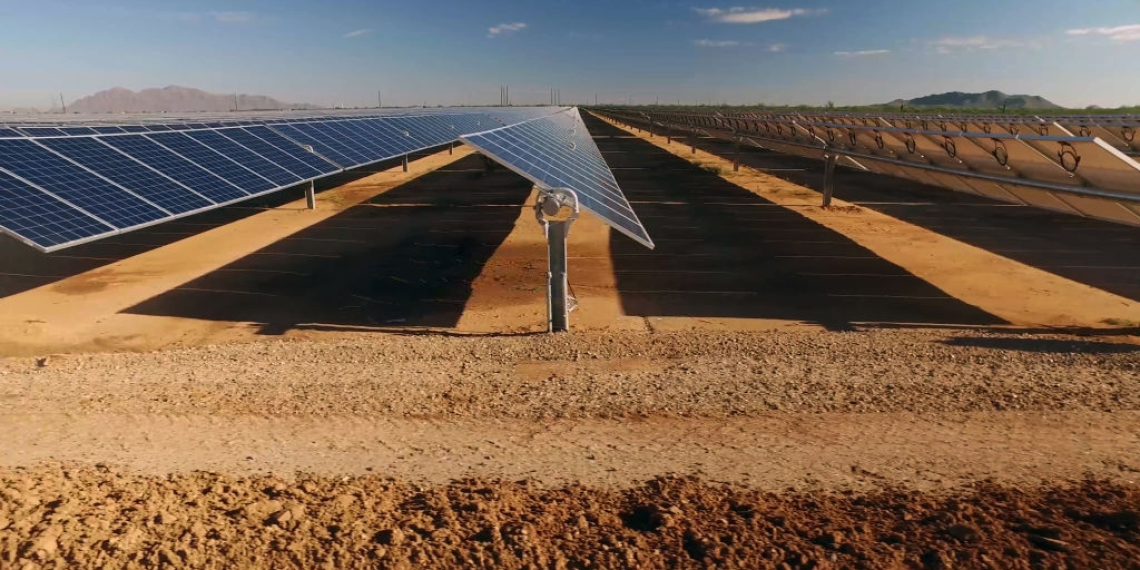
402 154 409 172
535 188 580 333
733 137 741 172
667 132 672 145
449 141 454 155
305 180 316 210
822 153 838 207
690 132 696 154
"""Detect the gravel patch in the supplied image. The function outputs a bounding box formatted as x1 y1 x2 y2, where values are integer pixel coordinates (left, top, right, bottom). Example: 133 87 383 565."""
1 329 1136 417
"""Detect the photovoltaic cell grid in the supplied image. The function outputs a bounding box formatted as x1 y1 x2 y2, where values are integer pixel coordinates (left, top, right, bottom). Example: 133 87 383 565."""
462 108 654 249
0 108 573 252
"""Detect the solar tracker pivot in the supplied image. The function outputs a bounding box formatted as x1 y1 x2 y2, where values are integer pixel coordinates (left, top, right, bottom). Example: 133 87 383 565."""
534 187 581 333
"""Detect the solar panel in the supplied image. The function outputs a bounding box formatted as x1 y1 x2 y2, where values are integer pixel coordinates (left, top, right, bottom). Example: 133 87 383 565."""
352 119 418 155
0 139 168 228
145 132 278 193
183 130 303 187
461 108 654 248
218 128 334 179
59 127 99 136
38 137 214 214
100 135 250 204
0 169 114 248
271 123 361 166
239 126 340 174
0 107 566 251
603 108 1140 229
18 127 67 137
320 121 391 162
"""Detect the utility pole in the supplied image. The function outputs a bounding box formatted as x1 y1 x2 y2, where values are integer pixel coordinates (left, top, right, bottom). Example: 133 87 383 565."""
378 91 382 108
233 94 239 111
59 93 66 114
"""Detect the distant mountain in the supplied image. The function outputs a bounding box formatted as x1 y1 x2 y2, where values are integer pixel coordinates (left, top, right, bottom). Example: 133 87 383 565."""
67 86 320 113
884 90 1062 110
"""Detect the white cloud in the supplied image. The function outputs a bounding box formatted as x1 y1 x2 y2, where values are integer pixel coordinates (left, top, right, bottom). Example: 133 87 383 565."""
768 42 787 52
488 22 527 38
209 11 255 24
343 29 372 38
929 36 1027 54
1066 24 1140 42
694 39 742 47
834 49 890 57
692 6 825 24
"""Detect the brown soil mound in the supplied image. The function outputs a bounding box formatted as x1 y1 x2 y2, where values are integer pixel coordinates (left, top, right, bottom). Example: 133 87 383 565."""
3 467 1138 569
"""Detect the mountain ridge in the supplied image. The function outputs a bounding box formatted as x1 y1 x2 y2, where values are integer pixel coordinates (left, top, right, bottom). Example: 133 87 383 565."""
65 86 319 113
883 90 1061 110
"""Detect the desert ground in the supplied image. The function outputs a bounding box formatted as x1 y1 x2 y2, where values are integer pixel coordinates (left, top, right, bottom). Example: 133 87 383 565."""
1 113 1138 568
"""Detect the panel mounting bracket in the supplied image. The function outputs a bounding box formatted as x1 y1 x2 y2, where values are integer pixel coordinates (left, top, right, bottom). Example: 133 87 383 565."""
534 187 580 333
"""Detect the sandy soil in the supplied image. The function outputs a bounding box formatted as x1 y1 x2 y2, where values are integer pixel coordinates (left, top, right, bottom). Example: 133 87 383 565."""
1 122 1139 568
3 469 1138 569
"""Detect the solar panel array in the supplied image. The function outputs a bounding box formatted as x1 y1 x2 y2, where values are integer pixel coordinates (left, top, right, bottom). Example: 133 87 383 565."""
461 107 654 248
598 108 1140 227
0 108 565 252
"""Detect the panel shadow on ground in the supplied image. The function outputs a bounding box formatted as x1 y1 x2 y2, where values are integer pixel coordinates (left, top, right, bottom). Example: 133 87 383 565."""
583 115 1005 330
0 151 443 300
125 154 533 333
690 134 1140 304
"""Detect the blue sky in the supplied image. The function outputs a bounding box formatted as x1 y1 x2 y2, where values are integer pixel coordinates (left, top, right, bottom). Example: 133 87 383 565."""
1 0 1137 109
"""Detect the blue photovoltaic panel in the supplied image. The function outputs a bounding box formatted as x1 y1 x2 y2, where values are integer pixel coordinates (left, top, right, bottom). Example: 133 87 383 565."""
295 122 372 164
340 120 417 161
60 127 99 136
317 121 388 162
0 139 168 228
356 119 420 154
219 128 332 179
38 137 214 214
269 123 356 166
461 108 654 248
0 169 114 248
183 130 303 187
0 107 564 251
100 135 249 203
145 132 277 194
386 117 436 148
18 127 67 137
241 126 340 174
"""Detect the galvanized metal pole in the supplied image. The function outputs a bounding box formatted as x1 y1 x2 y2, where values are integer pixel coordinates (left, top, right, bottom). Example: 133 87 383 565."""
449 141 454 155
402 154 409 172
305 180 316 210
822 153 838 207
535 188 580 333
733 137 741 172
690 132 696 154
546 219 570 332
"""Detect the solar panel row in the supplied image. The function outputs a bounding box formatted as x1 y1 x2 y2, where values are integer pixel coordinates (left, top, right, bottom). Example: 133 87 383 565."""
462 108 654 249
0 110 554 251
600 108 1140 227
